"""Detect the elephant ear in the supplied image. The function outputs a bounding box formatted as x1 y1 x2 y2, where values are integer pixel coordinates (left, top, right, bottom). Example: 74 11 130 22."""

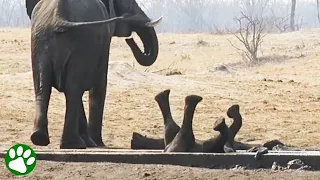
26 0 40 19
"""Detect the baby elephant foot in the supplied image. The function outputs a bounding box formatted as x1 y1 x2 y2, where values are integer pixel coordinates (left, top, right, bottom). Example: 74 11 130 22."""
30 128 50 146
227 104 240 118
60 135 86 149
213 117 227 131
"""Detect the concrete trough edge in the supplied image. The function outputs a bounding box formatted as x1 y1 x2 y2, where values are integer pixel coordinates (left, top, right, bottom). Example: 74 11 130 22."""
0 148 163 153
1 148 319 154
1 150 320 170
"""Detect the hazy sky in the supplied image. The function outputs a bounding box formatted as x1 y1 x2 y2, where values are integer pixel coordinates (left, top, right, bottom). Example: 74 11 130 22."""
0 0 319 32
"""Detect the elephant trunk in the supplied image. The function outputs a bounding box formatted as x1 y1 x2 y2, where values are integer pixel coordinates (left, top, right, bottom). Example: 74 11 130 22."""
125 25 159 67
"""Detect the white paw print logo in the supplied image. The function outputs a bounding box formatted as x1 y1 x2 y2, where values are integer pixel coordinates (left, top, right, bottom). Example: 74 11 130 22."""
5 144 37 176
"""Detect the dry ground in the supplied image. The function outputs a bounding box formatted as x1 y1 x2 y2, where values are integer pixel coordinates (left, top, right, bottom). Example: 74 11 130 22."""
2 159 320 180
0 28 319 178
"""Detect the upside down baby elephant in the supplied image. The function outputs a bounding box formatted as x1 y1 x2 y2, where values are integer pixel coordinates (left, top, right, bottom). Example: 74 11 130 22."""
26 0 162 149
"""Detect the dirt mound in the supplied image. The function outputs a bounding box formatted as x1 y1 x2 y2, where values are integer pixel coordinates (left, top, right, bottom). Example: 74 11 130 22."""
108 62 149 85
107 61 201 88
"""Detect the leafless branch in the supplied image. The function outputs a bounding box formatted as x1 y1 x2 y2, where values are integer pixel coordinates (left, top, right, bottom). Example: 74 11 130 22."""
228 10 269 63
270 9 290 33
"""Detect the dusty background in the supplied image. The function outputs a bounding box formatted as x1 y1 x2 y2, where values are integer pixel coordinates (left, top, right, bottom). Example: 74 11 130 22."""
0 28 319 179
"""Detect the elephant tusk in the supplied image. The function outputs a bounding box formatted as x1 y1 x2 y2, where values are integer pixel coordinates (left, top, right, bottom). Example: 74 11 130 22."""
145 16 163 27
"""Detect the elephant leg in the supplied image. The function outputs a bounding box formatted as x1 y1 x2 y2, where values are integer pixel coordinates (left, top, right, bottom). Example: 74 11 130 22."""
78 102 97 147
30 73 51 146
88 67 108 147
30 55 52 146
131 132 165 149
60 90 86 149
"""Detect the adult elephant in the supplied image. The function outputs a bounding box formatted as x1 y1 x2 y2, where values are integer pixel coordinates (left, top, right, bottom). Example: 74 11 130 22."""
26 0 162 149
26 0 160 66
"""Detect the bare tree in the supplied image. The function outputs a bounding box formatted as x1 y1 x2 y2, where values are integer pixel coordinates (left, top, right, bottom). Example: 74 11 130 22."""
228 11 268 63
290 0 296 31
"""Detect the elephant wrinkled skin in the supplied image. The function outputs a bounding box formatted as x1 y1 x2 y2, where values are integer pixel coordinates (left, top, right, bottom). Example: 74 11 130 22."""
27 0 162 149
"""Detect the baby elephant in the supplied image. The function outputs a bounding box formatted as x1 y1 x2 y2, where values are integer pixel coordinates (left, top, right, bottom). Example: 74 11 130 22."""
131 89 237 152
131 89 287 152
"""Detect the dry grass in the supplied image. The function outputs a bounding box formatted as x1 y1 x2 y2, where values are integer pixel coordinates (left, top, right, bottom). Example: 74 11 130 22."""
0 28 319 150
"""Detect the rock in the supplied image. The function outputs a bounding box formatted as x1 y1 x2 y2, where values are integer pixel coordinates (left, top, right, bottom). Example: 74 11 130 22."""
197 40 209 46
299 165 312 170
287 159 305 169
272 144 290 151
263 139 285 150
166 70 182 76
231 164 245 171
213 65 229 72
271 162 282 171
143 172 151 177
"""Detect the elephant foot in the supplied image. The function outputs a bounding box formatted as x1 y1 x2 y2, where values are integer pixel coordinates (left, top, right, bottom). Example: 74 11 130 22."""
60 135 86 149
94 140 106 147
81 134 97 147
30 129 50 146
90 139 105 147
224 145 236 153
227 104 240 118
89 135 106 147
213 116 227 131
